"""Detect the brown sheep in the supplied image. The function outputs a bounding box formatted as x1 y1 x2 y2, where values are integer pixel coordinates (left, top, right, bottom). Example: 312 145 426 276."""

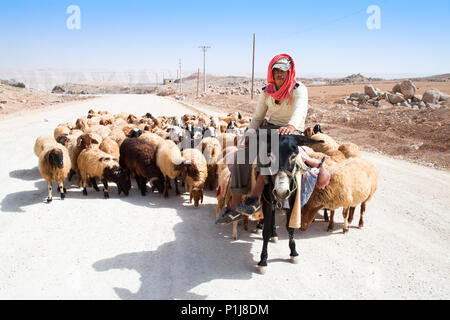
77 145 131 198
201 137 222 191
119 138 165 196
34 136 58 157
181 148 208 207
38 144 71 203
100 137 120 160
301 157 379 233
156 139 186 197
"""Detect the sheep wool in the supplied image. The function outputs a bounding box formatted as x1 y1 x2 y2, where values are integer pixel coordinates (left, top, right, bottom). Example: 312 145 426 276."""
301 157 379 232
38 144 71 202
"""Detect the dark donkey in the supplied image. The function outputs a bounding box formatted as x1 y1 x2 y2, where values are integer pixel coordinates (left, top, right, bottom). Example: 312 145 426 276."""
255 131 323 274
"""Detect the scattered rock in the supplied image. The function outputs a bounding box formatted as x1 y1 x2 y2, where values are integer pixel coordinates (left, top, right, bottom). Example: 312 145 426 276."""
400 80 417 99
364 84 378 98
439 93 449 102
426 103 442 109
412 94 423 103
392 83 402 94
401 101 412 108
410 142 423 150
387 92 406 105
422 89 441 104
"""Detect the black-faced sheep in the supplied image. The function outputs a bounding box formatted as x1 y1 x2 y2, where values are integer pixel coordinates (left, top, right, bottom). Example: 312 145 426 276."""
77 145 131 198
119 138 165 196
38 143 71 203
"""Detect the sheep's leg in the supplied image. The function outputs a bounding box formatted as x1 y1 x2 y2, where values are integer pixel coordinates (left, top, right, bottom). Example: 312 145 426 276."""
348 207 356 224
164 176 170 198
327 210 335 232
174 178 180 195
243 216 249 232
102 179 109 199
82 180 88 196
216 197 224 218
68 169 75 182
136 175 147 196
59 181 65 200
47 181 53 203
232 221 238 240
324 209 329 222
90 177 100 192
342 207 349 234
359 202 366 228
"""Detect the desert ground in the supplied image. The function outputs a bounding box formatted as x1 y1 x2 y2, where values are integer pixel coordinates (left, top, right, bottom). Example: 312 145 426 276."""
0 94 449 300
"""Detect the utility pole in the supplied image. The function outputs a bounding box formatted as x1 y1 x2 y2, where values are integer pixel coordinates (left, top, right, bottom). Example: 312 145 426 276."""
179 59 182 93
251 33 256 100
199 46 211 93
196 67 200 98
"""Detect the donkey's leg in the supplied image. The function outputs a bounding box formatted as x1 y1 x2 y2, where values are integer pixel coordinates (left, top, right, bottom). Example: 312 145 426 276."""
270 212 278 243
286 212 299 263
258 201 273 273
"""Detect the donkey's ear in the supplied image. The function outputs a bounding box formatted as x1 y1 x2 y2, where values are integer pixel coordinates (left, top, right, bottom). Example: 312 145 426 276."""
293 134 324 147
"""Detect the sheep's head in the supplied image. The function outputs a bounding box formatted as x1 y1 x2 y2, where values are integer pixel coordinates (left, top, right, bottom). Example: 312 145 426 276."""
56 134 69 147
103 165 131 196
300 203 323 231
190 187 204 207
49 149 64 169
127 128 143 138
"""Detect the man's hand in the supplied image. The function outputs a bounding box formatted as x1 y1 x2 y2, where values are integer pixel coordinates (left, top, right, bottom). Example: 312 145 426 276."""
278 125 296 135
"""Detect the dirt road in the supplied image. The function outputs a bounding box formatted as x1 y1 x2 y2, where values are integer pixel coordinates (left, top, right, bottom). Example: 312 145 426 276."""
0 94 449 299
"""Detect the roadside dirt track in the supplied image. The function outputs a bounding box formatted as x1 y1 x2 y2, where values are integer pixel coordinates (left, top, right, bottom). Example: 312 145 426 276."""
0 94 449 299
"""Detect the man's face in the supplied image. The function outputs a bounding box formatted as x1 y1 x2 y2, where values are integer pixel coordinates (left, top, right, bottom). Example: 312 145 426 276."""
273 68 289 89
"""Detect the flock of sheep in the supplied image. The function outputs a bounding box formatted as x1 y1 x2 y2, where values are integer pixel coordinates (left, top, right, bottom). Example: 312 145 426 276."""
33 108 379 239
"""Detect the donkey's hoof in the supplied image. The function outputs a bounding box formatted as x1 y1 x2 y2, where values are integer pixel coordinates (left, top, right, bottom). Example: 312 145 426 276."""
290 256 299 264
257 265 267 275
270 236 278 243
253 228 262 235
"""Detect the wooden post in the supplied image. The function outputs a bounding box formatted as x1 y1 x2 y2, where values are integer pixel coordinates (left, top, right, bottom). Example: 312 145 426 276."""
196 68 200 98
251 33 256 100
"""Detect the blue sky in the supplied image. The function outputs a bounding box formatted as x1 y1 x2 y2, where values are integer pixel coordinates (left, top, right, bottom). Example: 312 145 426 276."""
0 0 449 78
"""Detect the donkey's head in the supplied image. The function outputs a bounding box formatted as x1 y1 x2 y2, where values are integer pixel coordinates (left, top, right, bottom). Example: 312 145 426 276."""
270 134 323 202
